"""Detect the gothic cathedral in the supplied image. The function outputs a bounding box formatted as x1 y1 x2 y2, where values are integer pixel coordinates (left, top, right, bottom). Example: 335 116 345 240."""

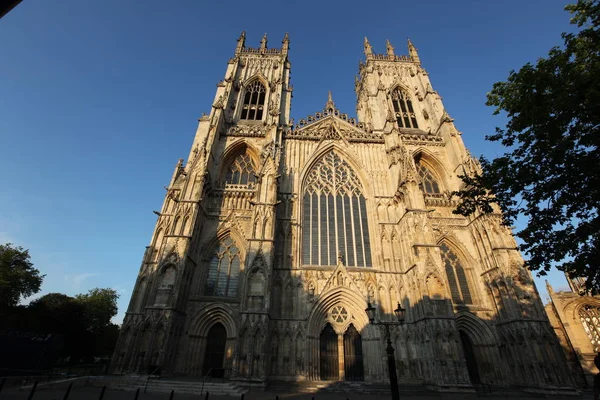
111 33 575 390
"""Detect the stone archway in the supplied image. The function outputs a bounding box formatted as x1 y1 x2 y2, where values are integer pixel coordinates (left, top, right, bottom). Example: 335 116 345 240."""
186 304 239 376
459 330 481 384
203 323 227 376
307 287 374 381
455 312 500 386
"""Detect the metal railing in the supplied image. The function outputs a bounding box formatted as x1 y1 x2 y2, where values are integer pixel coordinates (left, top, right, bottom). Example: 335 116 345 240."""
200 368 226 395
144 365 161 393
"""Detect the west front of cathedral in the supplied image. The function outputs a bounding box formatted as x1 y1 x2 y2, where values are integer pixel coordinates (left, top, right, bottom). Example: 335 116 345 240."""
111 33 576 390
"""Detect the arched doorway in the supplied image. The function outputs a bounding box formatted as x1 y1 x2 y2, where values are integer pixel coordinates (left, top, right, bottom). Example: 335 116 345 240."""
459 330 481 384
343 324 364 381
320 323 339 380
203 323 227 376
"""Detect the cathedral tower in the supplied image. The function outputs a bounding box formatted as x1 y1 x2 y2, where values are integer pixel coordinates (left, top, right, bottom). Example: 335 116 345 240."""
111 35 575 391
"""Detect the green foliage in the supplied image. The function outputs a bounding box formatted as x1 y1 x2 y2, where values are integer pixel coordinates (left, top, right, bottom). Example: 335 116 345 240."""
75 288 119 334
0 244 121 364
454 0 600 290
0 243 44 309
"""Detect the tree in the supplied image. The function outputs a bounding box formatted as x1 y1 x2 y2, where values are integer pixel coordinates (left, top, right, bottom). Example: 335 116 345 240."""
454 0 600 290
75 288 119 334
0 243 44 309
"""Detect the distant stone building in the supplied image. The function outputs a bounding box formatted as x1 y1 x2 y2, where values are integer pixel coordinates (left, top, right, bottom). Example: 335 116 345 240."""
111 33 575 390
546 276 600 387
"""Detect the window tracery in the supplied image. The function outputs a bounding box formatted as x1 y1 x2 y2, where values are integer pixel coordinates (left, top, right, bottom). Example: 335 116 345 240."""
205 237 241 297
580 304 600 352
302 151 372 267
440 243 473 304
391 88 418 129
225 152 256 186
240 80 266 120
415 157 441 194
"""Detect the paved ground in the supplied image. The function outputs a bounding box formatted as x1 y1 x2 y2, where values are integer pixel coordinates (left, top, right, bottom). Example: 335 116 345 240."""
0 386 593 400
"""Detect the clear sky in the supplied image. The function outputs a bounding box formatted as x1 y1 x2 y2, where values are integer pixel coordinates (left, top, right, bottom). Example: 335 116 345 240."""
0 0 575 323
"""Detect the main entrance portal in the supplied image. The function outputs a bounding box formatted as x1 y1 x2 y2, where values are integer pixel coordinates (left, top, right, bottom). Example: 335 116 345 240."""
320 324 339 380
459 330 481 384
319 322 364 381
203 323 227 376
343 324 364 381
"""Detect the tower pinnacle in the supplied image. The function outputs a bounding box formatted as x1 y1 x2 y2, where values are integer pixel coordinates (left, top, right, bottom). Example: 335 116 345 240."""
325 91 335 111
235 31 246 54
260 33 268 52
282 32 290 55
386 39 395 57
407 38 420 63
364 37 373 58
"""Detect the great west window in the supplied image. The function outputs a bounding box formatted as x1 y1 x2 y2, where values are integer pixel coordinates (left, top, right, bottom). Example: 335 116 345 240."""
302 151 372 267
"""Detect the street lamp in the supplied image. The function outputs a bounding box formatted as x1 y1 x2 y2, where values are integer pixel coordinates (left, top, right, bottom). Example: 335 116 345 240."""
365 302 406 400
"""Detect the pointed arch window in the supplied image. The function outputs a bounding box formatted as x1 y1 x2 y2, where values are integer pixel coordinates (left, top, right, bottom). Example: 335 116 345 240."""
391 88 418 129
440 243 473 304
579 304 600 352
240 80 266 121
225 152 256 186
205 237 241 297
415 156 441 194
302 151 372 267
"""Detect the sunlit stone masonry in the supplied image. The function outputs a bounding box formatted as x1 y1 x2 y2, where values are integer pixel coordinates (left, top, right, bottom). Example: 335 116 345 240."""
110 33 577 390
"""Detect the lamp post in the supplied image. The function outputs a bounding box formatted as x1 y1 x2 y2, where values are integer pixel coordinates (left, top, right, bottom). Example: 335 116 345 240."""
365 302 406 400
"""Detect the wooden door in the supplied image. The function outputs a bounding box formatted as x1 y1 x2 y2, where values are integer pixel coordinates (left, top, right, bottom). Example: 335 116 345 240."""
320 324 339 380
202 323 227 376
343 324 364 381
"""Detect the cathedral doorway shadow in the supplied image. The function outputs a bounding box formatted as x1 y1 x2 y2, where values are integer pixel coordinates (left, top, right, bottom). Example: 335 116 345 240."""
318 322 365 381
459 330 481 385
320 324 338 380
203 323 227 377
343 324 364 381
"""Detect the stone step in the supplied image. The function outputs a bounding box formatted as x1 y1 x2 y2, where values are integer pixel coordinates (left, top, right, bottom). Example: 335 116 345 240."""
145 381 246 396
266 380 435 395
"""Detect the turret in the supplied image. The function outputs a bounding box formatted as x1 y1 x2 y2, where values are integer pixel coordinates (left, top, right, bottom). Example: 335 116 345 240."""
235 31 246 54
386 39 395 58
407 38 420 64
281 32 290 55
364 37 373 59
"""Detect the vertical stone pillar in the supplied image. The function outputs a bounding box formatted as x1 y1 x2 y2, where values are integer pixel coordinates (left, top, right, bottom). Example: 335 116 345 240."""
338 334 345 380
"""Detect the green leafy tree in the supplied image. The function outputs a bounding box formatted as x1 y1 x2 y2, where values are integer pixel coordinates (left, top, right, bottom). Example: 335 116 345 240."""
0 243 44 310
75 288 119 334
454 0 600 290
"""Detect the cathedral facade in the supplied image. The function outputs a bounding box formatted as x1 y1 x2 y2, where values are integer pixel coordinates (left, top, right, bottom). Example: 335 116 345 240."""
111 33 575 389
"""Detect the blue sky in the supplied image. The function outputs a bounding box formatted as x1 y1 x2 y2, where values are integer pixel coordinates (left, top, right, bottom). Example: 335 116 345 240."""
0 0 575 323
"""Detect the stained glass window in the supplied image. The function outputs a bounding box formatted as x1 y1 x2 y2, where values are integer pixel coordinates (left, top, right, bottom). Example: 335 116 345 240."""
225 153 256 185
415 157 441 194
440 243 473 304
302 151 372 267
240 80 266 120
205 237 241 297
391 88 418 129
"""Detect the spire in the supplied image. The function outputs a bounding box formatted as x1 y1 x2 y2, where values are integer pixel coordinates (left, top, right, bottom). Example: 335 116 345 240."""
325 91 335 111
364 37 373 58
235 31 246 54
407 38 420 63
386 39 395 57
260 33 268 52
546 279 554 294
281 32 290 55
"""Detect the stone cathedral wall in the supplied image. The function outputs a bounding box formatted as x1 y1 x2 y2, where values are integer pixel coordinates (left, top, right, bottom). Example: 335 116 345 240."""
109 34 578 390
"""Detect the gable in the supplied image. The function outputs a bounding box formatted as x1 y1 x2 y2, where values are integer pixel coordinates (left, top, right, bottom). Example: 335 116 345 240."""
284 94 384 143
